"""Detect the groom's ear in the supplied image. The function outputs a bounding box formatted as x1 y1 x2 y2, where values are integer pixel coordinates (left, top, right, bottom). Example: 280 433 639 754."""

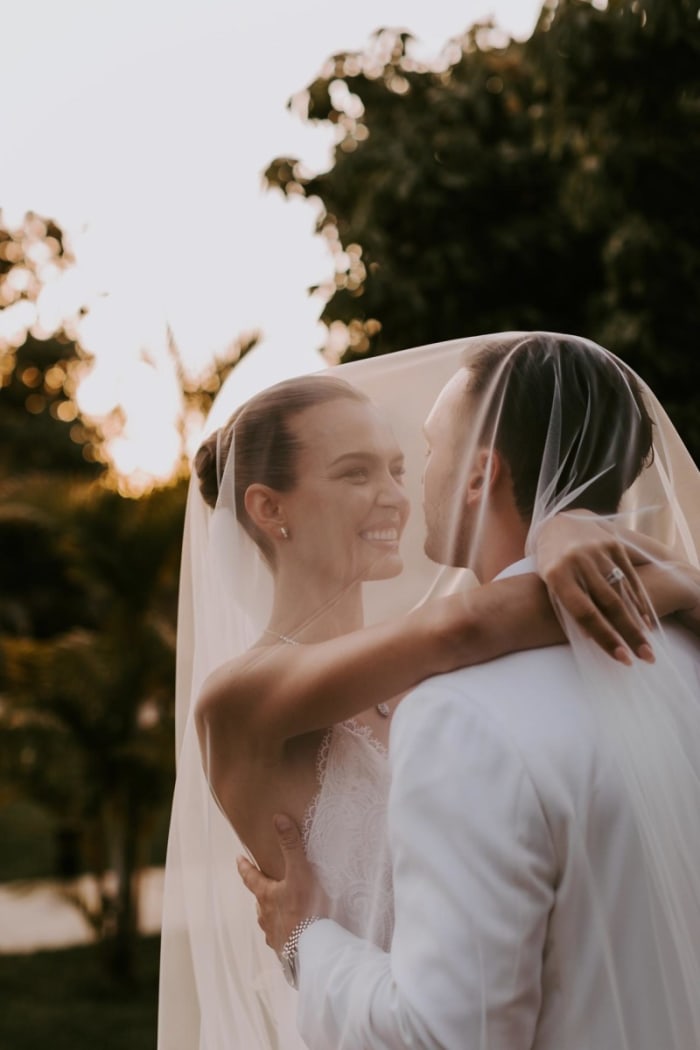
465 447 503 505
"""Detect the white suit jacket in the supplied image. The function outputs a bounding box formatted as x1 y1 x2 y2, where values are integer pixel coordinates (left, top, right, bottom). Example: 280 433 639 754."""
297 563 700 1049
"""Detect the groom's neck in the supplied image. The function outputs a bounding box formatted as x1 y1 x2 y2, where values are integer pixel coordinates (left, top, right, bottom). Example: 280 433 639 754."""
477 547 526 583
474 511 529 583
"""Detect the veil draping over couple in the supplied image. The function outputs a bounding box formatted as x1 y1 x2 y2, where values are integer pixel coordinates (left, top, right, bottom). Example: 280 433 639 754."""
158 332 700 1050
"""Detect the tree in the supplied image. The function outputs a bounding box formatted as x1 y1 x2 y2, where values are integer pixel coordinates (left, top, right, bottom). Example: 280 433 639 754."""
0 209 253 980
0 491 91 640
0 482 184 979
266 0 700 460
0 211 104 478
165 323 260 479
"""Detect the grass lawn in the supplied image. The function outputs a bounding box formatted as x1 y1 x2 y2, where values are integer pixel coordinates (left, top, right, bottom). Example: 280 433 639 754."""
0 936 160 1050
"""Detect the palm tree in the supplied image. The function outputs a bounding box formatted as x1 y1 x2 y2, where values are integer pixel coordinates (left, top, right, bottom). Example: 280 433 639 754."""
0 479 185 979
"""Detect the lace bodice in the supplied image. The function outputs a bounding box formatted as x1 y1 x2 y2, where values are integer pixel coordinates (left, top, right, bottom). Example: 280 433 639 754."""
303 720 394 951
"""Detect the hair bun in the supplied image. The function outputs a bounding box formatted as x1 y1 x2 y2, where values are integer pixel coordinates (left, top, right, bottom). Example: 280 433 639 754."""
194 433 220 509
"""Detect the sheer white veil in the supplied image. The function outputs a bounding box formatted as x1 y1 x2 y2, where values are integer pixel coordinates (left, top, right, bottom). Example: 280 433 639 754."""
158 332 700 1049
430 333 700 1046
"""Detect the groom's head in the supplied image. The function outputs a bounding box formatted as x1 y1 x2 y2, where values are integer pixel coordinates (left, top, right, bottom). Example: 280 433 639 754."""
423 334 654 579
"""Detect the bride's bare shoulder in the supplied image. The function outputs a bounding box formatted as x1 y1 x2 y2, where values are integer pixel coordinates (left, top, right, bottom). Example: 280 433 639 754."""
195 643 292 737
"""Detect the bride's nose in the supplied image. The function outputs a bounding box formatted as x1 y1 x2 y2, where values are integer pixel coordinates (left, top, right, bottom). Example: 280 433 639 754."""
376 473 409 512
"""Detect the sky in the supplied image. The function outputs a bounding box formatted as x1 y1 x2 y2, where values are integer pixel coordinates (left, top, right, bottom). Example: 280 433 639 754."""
1 0 541 483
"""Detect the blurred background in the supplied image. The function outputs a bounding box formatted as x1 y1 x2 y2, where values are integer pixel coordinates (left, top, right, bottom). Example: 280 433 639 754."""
1 0 698 1046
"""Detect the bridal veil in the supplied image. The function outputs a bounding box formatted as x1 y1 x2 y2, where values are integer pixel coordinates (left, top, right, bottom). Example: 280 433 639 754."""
158 333 700 1049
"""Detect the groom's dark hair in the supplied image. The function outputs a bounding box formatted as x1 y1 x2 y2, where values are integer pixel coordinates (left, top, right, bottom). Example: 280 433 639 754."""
464 334 654 520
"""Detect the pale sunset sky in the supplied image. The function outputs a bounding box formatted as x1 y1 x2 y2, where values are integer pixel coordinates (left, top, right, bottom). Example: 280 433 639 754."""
1 0 541 484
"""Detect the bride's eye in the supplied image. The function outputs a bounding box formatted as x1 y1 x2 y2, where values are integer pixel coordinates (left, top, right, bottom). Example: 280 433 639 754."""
344 467 369 482
391 464 406 482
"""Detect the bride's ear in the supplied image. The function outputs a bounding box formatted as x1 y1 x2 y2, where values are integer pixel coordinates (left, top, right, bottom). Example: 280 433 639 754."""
244 484 287 539
465 447 503 505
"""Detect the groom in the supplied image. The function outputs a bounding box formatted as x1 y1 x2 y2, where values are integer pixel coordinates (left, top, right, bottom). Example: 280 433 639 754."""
240 336 700 1048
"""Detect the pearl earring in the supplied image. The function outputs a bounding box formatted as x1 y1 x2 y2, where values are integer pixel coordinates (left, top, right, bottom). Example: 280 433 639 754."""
280 526 289 539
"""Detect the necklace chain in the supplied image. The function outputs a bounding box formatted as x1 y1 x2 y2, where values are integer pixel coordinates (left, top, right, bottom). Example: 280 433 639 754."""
263 629 391 718
263 628 300 646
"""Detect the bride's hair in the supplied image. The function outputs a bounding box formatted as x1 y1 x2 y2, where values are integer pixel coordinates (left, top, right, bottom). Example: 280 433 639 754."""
194 374 369 562
464 334 654 519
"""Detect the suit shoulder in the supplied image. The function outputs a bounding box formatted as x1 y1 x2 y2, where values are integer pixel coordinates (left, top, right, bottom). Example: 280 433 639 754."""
395 646 594 780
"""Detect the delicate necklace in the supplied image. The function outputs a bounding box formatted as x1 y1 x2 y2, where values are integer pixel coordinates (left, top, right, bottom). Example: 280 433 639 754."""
263 628 300 647
263 629 391 718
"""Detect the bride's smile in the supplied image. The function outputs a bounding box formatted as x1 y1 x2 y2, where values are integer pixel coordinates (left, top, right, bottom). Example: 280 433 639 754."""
359 524 401 548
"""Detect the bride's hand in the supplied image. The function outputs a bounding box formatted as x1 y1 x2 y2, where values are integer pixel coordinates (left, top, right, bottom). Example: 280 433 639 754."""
534 511 654 664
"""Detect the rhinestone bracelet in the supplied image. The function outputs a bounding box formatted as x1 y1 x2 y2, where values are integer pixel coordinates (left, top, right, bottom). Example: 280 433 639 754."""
279 916 323 987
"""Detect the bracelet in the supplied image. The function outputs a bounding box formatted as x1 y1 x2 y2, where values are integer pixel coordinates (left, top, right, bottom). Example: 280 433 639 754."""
279 916 323 988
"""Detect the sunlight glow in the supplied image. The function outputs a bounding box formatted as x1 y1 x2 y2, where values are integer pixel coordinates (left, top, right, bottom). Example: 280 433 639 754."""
1 0 541 485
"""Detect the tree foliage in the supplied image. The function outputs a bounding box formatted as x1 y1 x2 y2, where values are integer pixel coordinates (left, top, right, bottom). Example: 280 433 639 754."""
166 323 260 479
0 212 189 979
0 205 257 977
0 482 183 975
266 0 700 459
0 212 104 477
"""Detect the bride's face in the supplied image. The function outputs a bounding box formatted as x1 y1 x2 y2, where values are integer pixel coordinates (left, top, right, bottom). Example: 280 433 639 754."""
279 398 410 587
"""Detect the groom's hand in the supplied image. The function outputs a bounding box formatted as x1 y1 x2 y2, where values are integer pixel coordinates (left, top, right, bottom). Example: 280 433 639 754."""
237 814 329 954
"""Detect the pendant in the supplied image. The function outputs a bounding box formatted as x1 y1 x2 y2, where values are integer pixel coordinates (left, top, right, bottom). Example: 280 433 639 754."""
376 702 391 718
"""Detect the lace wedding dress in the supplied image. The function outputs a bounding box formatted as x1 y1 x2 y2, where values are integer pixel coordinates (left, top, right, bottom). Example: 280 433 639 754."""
303 720 394 951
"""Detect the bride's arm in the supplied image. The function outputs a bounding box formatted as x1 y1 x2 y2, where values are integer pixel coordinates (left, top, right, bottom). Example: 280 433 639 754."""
197 574 558 743
198 548 695 746
535 513 700 637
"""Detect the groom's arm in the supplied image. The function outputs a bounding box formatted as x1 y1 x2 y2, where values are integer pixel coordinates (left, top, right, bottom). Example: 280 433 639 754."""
297 681 557 1050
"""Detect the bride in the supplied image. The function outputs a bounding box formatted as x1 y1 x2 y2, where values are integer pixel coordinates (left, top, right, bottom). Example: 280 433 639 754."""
158 334 699 1050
